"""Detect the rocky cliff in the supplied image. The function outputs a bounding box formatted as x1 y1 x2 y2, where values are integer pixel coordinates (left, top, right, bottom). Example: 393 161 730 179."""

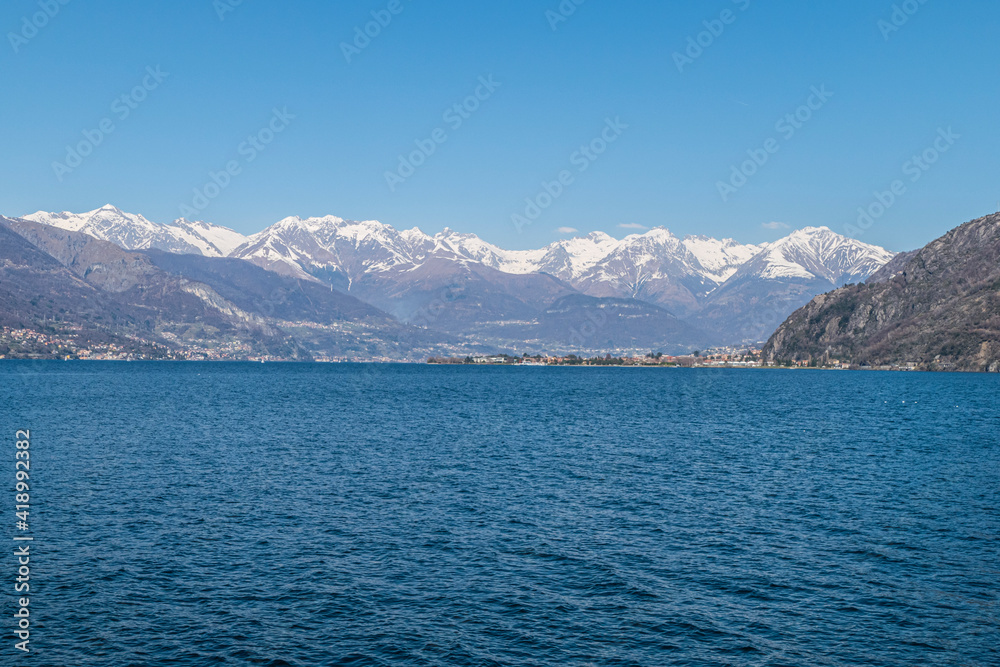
762 213 1000 372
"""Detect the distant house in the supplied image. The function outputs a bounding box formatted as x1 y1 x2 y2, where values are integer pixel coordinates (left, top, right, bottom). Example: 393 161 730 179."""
472 356 506 364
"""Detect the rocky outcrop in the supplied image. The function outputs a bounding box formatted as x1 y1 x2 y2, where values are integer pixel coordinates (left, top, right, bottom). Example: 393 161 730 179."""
762 213 1000 372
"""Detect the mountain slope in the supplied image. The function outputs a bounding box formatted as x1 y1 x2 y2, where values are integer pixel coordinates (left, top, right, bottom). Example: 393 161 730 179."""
762 214 1000 371
231 218 770 323
141 251 391 325
4 216 280 337
0 219 127 327
0 217 198 358
230 215 581 329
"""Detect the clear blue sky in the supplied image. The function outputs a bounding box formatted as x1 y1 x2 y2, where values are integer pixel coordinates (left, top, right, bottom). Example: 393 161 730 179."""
2 0 997 251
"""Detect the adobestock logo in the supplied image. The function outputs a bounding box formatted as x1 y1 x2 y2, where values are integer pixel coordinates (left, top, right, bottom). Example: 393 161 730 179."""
409 285 464 330
341 0 410 64
878 0 931 41
8 0 72 54
213 0 244 21
673 0 752 74
545 0 587 31
568 308 607 348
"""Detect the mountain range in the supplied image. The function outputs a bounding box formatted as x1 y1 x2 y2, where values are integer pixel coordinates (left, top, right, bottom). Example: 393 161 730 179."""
763 213 1000 372
20 205 896 352
1 215 460 360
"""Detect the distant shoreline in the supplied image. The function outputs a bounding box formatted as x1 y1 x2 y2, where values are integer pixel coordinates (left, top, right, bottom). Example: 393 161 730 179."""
1 358 991 373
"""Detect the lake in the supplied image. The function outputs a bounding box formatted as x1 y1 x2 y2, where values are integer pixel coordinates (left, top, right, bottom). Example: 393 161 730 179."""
2 362 998 665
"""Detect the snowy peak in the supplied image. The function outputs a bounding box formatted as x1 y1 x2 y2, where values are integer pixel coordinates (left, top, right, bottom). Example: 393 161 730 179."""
23 206 248 258
18 207 896 319
538 232 622 279
431 228 508 267
577 226 759 292
170 218 247 257
233 214 442 282
682 235 763 282
738 226 895 283
26 205 165 250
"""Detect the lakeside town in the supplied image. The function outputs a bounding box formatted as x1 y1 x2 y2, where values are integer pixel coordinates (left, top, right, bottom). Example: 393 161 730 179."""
0 325 253 361
427 353 929 371
427 350 763 367
0 325 930 371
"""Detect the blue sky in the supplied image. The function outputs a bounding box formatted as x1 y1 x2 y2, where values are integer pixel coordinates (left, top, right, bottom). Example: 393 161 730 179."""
2 0 997 251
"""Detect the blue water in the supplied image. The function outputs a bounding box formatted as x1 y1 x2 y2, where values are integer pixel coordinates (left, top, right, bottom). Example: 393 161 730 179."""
2 363 998 666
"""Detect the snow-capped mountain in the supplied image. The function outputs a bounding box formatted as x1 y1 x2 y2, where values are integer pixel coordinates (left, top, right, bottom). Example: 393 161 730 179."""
15 206 897 345
170 218 248 257
24 205 246 257
228 215 892 338
230 217 764 303
566 229 762 316
230 215 448 285
682 235 763 283
730 226 895 284
692 227 896 343
430 230 620 280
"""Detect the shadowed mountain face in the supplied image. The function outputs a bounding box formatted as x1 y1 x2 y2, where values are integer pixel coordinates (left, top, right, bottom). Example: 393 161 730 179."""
0 220 191 358
0 221 124 327
141 251 463 358
142 251 389 325
342 258 577 331
690 276 843 346
2 216 303 355
763 213 1000 372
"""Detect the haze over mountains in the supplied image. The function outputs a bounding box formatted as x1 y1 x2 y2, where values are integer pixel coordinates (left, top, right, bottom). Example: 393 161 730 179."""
20 205 896 352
